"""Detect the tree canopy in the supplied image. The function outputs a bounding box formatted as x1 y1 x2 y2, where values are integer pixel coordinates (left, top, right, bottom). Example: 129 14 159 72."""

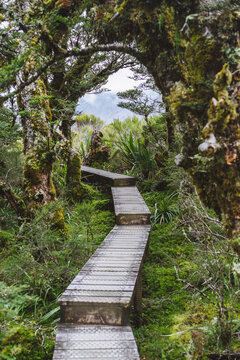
0 0 240 237
1 1 240 358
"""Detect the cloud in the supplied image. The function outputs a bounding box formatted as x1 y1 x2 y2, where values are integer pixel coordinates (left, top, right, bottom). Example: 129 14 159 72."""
105 68 143 93
84 94 97 104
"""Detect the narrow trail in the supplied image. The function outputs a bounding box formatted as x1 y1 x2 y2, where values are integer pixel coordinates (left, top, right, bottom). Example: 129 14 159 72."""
53 166 151 360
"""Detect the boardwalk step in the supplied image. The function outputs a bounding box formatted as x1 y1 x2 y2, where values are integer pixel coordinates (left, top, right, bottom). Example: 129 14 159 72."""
81 166 136 187
58 225 150 326
112 187 151 225
53 324 140 359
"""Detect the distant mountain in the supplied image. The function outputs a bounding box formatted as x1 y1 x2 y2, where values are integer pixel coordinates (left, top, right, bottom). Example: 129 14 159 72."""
76 92 135 123
76 91 162 124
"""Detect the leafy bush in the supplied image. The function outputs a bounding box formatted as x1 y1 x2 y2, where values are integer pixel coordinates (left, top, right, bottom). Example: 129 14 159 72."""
0 321 54 360
0 282 55 360
150 192 179 225
104 116 143 142
134 189 240 359
116 131 156 178
79 135 91 159
0 189 114 359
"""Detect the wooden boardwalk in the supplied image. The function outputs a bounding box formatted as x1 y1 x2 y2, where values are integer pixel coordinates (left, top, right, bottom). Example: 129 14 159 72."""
54 324 140 359
53 167 151 360
112 187 151 225
81 166 136 187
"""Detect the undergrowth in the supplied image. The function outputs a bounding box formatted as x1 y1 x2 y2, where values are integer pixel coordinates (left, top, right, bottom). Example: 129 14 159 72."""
0 190 114 360
133 190 240 360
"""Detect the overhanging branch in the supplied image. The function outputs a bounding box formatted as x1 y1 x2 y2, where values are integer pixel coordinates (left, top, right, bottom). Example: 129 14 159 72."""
68 44 143 61
0 44 142 104
0 54 56 104
0 179 26 217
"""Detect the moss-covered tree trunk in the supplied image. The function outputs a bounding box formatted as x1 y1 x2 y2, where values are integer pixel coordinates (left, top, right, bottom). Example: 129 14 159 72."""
18 79 57 211
18 77 67 230
90 0 240 238
60 112 87 201
49 60 89 201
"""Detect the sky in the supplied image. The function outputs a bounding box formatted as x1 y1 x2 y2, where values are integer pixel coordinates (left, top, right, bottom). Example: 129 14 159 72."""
82 68 143 104
77 68 145 122
104 68 143 93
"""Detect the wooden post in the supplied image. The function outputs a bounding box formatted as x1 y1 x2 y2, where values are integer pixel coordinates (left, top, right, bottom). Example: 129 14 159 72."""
134 270 142 327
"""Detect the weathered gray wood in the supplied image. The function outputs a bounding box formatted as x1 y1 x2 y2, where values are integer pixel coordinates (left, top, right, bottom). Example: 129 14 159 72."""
60 302 131 326
53 166 151 359
112 187 151 225
81 166 136 187
53 324 139 359
133 271 143 327
58 225 150 326
55 324 135 340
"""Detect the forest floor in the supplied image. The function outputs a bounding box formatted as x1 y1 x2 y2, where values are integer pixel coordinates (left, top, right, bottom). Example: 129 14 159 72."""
1 180 239 359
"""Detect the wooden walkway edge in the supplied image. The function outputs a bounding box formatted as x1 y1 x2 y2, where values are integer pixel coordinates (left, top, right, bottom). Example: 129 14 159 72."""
53 166 151 360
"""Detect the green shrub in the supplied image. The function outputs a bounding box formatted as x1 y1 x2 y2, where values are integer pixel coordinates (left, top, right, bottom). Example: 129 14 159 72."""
0 187 114 359
0 322 54 360
116 131 156 179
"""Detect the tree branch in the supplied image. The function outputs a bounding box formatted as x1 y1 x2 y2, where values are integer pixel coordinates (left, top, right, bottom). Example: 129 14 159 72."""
68 44 143 61
0 43 142 104
0 54 56 104
0 179 25 217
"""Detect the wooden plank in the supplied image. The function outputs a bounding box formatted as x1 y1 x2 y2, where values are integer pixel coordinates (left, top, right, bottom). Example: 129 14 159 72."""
58 224 150 326
93 250 144 256
53 165 151 358
67 284 134 291
71 279 136 286
53 325 140 360
53 349 139 359
81 264 140 271
55 324 135 339
112 187 151 225
60 301 131 325
72 270 137 279
60 291 133 299
55 340 137 350
81 166 136 187
59 296 131 304
115 213 151 225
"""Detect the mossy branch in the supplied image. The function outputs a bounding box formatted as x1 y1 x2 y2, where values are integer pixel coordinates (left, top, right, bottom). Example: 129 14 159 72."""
0 178 26 217
0 44 142 104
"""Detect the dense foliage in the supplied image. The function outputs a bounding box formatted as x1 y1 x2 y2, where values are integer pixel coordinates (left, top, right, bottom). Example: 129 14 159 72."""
0 0 240 358
1 0 240 235
85 0 240 238
1 113 240 359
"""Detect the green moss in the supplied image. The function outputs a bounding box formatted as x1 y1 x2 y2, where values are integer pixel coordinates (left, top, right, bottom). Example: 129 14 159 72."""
66 151 92 201
0 230 14 248
164 6 176 48
204 63 237 137
230 237 240 255
0 323 54 360
66 151 81 185
51 207 68 234
23 150 56 203
49 176 57 198
185 35 220 84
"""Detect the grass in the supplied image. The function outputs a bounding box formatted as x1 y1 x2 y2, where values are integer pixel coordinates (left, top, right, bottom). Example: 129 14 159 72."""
0 190 115 360
133 192 240 360
1 177 239 359
134 221 193 359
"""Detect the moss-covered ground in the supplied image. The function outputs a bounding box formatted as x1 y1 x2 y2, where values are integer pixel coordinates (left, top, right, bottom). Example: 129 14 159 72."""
133 191 240 359
0 188 114 360
1 183 240 359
